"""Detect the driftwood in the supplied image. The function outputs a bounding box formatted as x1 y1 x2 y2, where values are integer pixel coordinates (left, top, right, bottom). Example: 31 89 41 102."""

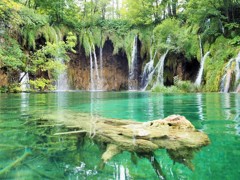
0 149 31 176
40 112 210 178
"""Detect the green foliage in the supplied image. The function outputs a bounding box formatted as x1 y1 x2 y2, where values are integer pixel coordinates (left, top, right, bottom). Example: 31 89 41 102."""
0 35 24 70
151 80 198 93
204 36 237 91
29 32 76 79
152 85 183 93
174 79 199 93
153 19 198 59
1 0 240 92
29 78 54 91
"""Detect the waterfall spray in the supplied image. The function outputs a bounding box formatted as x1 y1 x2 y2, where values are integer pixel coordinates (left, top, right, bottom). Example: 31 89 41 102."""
195 51 210 86
20 72 30 91
129 36 139 90
154 50 169 87
140 53 155 90
220 59 235 92
89 43 103 91
56 56 69 91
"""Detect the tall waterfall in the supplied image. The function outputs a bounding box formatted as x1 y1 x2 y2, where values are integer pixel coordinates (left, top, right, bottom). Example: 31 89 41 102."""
220 59 235 93
57 68 69 91
141 51 168 90
128 36 138 90
195 51 210 86
20 72 30 91
236 53 240 92
56 57 69 91
235 52 240 86
89 44 103 91
140 53 155 90
220 53 240 92
154 50 169 87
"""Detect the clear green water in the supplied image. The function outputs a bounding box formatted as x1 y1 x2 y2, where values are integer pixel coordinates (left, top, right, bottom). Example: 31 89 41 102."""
0 92 239 179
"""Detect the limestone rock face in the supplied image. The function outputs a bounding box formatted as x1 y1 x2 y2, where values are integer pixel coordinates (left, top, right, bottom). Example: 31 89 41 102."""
0 70 8 87
68 40 129 91
164 53 200 86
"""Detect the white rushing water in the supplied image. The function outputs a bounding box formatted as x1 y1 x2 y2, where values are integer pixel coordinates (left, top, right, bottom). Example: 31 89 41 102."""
56 57 69 91
141 50 168 90
20 72 30 91
57 69 69 91
141 51 156 90
89 44 103 91
154 50 169 87
220 58 235 92
128 36 138 90
195 51 210 86
235 52 240 86
220 52 240 92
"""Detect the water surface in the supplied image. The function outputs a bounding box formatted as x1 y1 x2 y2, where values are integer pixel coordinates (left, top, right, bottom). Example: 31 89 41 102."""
0 92 239 179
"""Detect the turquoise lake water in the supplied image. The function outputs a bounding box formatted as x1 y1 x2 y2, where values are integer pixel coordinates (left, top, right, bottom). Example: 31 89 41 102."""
0 92 239 179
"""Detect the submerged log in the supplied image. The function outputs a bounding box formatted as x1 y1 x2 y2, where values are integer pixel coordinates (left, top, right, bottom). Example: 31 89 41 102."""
41 112 210 172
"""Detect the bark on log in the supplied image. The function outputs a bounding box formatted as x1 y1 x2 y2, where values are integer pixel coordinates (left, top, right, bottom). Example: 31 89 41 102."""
41 112 210 170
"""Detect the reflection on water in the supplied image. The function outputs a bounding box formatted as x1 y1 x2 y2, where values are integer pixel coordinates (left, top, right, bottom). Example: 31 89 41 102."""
196 93 204 121
0 92 240 179
234 94 240 135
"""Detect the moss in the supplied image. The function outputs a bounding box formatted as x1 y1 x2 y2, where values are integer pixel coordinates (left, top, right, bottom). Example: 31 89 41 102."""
151 80 199 93
204 36 238 92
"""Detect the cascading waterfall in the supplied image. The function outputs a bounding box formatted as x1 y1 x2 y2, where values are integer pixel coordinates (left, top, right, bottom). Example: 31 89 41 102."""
141 51 156 90
235 52 240 90
55 34 69 91
220 58 235 93
154 50 169 87
141 58 154 90
20 72 30 91
220 52 240 92
195 51 210 86
141 50 169 90
89 44 103 91
56 57 69 91
128 36 138 90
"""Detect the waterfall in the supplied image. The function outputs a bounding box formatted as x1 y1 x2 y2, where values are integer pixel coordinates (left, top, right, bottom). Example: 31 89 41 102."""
154 50 169 87
140 52 156 90
141 50 168 90
20 72 30 91
56 57 69 91
223 70 232 93
195 51 210 86
93 47 100 81
220 58 235 92
89 44 103 91
129 36 138 90
220 53 240 93
56 67 69 91
235 52 240 86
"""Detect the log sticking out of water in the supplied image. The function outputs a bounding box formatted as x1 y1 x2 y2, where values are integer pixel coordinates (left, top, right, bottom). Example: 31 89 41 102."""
41 112 210 172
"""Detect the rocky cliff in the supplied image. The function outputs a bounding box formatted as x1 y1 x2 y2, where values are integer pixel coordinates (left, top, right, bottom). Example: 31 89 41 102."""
164 53 200 86
68 40 129 91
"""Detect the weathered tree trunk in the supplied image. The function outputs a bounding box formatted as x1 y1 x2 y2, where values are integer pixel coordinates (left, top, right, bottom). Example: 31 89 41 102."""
42 112 210 172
